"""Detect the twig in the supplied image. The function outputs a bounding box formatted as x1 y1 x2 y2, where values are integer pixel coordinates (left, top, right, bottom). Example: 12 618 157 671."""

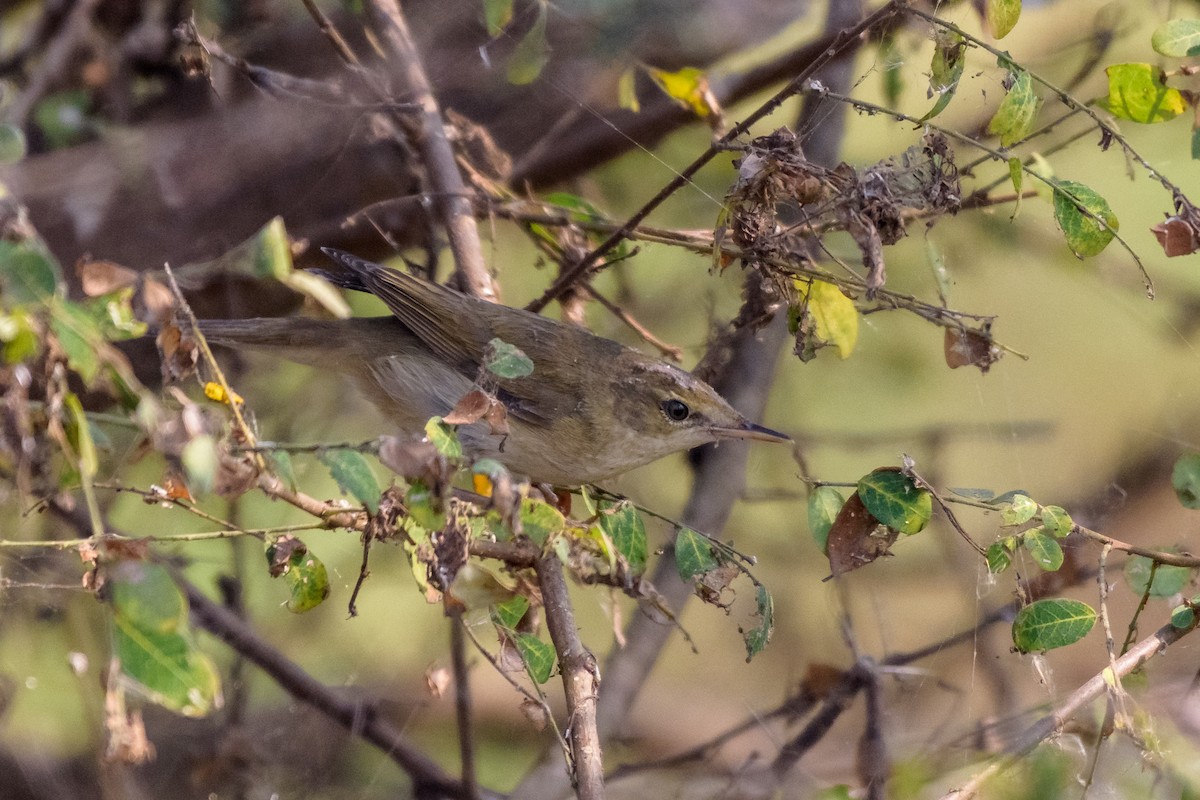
582 284 683 362
941 614 1200 800
4 0 101 126
523 0 907 312
450 615 481 800
809 86 1154 297
535 553 604 798
178 575 492 799
364 0 496 301
299 0 363 70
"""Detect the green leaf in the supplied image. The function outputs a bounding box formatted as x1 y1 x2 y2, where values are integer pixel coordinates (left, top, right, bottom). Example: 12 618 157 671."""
1052 180 1118 258
950 487 995 502
0 310 39 363
483 0 514 36
1171 602 1196 629
879 34 903 108
0 124 26 164
920 31 965 123
856 469 932 535
1173 453 1200 509
265 536 331 613
987 70 1040 147
424 416 463 460
741 584 774 661
514 632 556 684
519 497 566 545
1153 19 1200 57
405 481 446 531
49 301 103 385
506 2 549 85
617 68 640 112
1040 505 1073 538
986 540 1012 573
794 280 858 358
87 288 147 341
986 0 1021 38
32 90 90 149
491 594 530 629
675 527 718 580
1028 152 1056 201
317 449 381 514
484 337 534 378
807 486 845 553
1023 529 1064 571
180 434 218 495
599 500 648 574
1001 493 1038 525
63 393 99 480
1101 63 1186 124
1124 554 1193 598
108 562 221 716
268 449 297 492
1011 598 1096 653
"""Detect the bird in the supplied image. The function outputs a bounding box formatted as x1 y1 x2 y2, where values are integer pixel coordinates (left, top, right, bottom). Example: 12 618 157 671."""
195 248 788 485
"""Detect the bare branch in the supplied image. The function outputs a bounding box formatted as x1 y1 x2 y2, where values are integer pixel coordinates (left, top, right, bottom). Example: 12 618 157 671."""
535 553 604 799
364 0 496 300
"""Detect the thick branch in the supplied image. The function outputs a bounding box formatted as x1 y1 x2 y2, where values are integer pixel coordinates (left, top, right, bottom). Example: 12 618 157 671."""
535 553 604 799
178 577 491 799
365 0 496 300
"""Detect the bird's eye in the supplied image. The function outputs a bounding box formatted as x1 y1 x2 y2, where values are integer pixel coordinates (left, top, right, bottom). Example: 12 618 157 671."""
662 398 691 422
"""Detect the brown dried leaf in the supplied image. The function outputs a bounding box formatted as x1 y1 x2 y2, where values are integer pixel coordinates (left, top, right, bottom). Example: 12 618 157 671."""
1151 216 1200 257
156 322 198 384
826 492 897 576
944 327 1001 373
77 258 138 296
693 562 739 608
266 534 306 578
378 435 444 484
424 665 451 699
443 389 492 425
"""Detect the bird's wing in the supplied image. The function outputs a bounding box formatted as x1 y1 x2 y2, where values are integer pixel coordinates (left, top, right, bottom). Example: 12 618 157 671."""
319 249 585 427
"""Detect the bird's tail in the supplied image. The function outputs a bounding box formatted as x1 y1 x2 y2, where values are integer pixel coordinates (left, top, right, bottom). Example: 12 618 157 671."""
194 316 400 369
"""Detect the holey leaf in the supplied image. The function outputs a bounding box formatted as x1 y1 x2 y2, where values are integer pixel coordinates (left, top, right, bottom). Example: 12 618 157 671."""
1052 180 1118 258
599 500 648 575
857 468 932 535
1012 598 1096 653
794 280 858 359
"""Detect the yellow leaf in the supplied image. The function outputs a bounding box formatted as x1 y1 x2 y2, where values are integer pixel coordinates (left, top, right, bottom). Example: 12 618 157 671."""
796 280 858 359
203 382 244 406
647 66 720 119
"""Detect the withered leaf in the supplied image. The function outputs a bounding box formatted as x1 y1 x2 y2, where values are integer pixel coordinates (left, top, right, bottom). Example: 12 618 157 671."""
1151 216 1200 257
77 258 138 296
826 492 897 576
944 327 1001 372
444 389 492 425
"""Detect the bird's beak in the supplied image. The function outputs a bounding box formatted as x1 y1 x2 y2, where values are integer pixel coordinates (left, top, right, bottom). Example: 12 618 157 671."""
712 421 791 443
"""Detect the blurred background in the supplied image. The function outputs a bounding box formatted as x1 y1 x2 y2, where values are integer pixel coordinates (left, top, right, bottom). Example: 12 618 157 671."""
4 0 1200 797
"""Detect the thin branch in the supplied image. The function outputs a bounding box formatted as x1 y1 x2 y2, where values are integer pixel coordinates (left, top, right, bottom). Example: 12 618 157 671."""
364 0 496 300
523 0 907 312
178 576 493 800
941 614 1200 800
450 615 482 800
